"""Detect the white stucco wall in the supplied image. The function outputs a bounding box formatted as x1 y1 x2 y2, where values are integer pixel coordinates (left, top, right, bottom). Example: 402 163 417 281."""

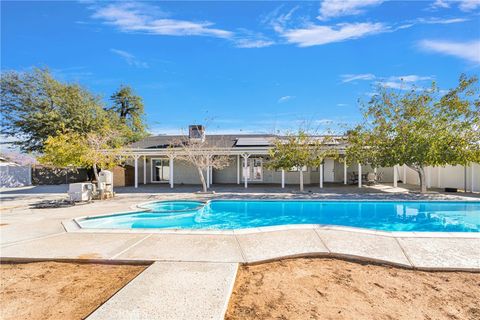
402 163 479 192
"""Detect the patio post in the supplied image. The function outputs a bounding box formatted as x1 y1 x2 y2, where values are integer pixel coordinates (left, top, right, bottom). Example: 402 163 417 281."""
206 165 210 189
343 160 347 185
281 169 285 188
210 165 213 186
319 164 323 188
358 163 362 188
393 165 398 188
237 155 240 184
143 156 147 185
169 155 174 188
134 155 139 188
242 154 250 188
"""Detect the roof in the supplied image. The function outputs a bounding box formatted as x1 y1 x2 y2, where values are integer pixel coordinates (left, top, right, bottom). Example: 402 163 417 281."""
129 134 347 150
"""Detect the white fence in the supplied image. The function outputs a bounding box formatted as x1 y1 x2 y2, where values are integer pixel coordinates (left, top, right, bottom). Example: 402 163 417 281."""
0 165 32 188
399 163 479 192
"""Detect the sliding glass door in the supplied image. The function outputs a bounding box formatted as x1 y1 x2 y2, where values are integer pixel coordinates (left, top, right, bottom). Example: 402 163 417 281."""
242 158 263 181
151 158 170 183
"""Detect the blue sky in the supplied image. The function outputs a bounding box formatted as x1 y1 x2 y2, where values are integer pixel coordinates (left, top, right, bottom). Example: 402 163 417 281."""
2 0 480 135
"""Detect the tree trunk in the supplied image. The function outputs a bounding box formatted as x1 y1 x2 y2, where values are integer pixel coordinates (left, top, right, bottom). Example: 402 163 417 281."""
299 169 304 191
92 163 99 185
196 166 208 192
409 165 427 193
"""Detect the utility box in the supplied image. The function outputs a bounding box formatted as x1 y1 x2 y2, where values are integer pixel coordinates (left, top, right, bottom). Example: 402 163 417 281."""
98 170 113 192
98 170 114 199
68 183 94 202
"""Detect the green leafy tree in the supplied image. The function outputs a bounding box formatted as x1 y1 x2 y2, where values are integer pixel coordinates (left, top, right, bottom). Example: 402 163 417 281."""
39 128 124 182
1 68 110 152
346 74 480 193
109 85 147 141
268 131 338 191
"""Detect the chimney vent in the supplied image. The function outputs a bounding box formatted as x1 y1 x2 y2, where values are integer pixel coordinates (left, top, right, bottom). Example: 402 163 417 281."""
188 125 205 142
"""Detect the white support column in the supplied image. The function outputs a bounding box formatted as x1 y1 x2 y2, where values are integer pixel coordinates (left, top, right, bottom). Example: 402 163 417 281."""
206 156 211 189
143 156 147 185
169 156 174 189
210 165 213 186
319 164 324 188
206 167 210 189
236 155 240 184
343 161 347 185
393 165 398 188
281 169 285 189
403 165 407 184
243 154 249 189
134 155 139 188
358 163 362 188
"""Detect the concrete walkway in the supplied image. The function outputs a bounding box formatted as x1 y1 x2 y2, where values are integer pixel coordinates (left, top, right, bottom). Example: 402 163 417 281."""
87 261 238 320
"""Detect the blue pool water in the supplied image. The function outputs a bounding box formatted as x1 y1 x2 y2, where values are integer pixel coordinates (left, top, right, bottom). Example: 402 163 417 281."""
79 200 480 232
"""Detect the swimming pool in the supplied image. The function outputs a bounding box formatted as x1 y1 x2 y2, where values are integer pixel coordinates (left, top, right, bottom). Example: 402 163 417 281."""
78 200 480 232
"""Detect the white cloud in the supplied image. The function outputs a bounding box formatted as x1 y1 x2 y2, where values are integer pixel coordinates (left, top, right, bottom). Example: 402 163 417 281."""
388 75 433 82
431 0 451 9
431 0 480 11
418 17 469 24
278 95 295 103
235 39 274 48
419 40 480 64
233 29 275 48
341 73 434 90
281 22 386 47
110 49 149 68
341 73 376 83
376 81 414 90
92 2 232 38
318 0 384 20
459 0 480 11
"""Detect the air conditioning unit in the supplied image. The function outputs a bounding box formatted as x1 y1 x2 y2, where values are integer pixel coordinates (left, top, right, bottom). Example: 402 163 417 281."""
68 183 94 202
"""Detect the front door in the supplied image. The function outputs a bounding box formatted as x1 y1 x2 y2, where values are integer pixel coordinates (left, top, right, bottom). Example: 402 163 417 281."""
324 159 335 182
242 158 263 181
151 158 170 183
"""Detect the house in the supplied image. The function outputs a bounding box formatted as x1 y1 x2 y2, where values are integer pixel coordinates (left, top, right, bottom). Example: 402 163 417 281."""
123 125 396 189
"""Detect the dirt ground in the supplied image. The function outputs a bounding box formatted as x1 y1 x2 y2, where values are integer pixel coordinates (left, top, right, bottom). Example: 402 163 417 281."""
0 261 146 320
226 258 480 320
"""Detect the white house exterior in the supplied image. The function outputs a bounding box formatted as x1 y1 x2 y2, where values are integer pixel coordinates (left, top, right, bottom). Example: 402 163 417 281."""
123 126 397 189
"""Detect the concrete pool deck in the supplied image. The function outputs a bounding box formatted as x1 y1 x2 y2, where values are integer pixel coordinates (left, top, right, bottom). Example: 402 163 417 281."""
1 184 479 319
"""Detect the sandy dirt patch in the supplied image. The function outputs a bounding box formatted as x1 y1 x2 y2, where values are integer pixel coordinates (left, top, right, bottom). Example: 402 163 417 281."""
226 258 480 320
1 261 147 320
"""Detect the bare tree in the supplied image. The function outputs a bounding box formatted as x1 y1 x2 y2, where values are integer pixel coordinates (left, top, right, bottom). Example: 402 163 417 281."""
171 136 231 192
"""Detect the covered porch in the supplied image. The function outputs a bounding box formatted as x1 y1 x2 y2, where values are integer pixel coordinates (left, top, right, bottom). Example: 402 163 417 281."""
124 149 400 190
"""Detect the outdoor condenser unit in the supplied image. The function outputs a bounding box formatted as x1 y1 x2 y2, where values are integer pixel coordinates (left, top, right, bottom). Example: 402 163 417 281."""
68 183 94 202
